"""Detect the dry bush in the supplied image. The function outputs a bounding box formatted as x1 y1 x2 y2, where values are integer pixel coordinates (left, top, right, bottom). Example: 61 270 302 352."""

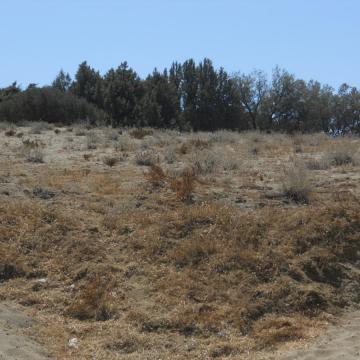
67 276 115 321
129 128 153 139
252 315 311 349
74 127 87 136
135 150 158 166
86 131 100 149
29 121 53 134
325 142 359 166
114 134 135 152
282 161 312 203
210 129 238 143
105 128 119 141
54 128 61 135
306 158 330 170
5 128 16 137
83 153 92 161
21 140 45 163
188 137 211 149
169 168 196 201
103 156 119 167
222 157 240 171
177 142 189 155
144 164 166 187
191 150 219 175
164 146 177 164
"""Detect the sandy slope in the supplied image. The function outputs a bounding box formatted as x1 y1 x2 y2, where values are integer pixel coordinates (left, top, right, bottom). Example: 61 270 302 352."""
0 303 49 360
278 310 360 360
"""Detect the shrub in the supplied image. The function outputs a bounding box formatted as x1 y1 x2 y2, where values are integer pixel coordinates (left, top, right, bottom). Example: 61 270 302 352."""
169 168 196 201
21 139 45 163
144 165 166 187
105 129 119 141
66 276 115 321
164 146 176 164
325 142 358 166
129 128 153 139
306 158 330 170
103 156 119 167
191 150 219 175
222 157 239 171
115 135 134 152
25 148 45 163
86 131 100 149
29 121 53 134
282 162 312 203
5 129 16 137
74 127 87 136
135 150 157 166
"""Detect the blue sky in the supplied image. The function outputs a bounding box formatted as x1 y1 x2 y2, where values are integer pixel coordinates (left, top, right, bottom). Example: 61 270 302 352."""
1 0 359 89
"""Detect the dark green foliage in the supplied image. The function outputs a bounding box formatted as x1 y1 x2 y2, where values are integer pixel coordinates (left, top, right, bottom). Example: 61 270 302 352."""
102 62 143 127
2 58 360 133
52 70 72 92
71 61 104 107
0 87 106 125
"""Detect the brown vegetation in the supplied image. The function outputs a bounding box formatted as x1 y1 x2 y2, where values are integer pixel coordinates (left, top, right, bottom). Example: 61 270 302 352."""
0 126 359 359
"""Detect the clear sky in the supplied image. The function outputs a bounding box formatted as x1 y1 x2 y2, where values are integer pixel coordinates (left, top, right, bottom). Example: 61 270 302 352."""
1 0 359 89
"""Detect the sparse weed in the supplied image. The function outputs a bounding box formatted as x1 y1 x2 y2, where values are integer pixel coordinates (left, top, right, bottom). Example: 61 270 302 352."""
191 150 219 175
282 161 312 203
169 168 196 201
135 150 157 166
144 165 166 187
86 131 100 149
103 156 119 167
129 128 153 139
164 146 177 164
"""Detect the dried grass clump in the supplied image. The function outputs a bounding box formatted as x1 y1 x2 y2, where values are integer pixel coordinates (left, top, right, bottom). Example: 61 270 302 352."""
115 135 135 152
145 165 166 187
169 168 196 201
5 128 16 137
21 139 45 163
222 157 240 171
252 315 311 349
105 128 119 141
188 137 211 149
210 129 238 143
74 127 87 136
164 146 177 164
191 150 219 175
29 121 53 134
135 150 157 166
103 156 119 167
325 142 359 166
86 131 100 149
306 158 330 170
129 128 153 139
282 162 312 203
67 276 115 321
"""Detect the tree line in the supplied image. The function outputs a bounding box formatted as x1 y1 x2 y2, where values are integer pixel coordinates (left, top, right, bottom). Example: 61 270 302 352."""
1 58 359 133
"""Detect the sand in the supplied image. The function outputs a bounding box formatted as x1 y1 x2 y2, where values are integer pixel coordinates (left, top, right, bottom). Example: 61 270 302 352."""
278 310 360 360
0 303 49 360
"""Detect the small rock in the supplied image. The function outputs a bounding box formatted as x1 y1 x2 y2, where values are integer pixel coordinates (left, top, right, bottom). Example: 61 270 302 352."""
68 337 79 349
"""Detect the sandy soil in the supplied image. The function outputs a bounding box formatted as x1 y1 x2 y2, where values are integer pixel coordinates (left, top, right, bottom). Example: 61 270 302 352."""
0 302 49 360
278 310 360 360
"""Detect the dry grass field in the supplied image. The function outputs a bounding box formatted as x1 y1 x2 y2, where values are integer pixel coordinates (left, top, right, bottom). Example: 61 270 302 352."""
1 122 360 359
